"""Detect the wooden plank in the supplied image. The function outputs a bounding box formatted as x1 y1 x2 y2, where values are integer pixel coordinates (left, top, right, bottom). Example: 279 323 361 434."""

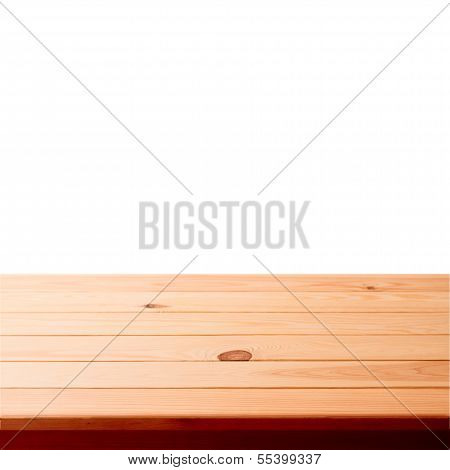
2 335 448 361
1 291 447 312
1 389 447 430
2 416 448 432
2 274 448 292
2 312 446 335
2 361 447 388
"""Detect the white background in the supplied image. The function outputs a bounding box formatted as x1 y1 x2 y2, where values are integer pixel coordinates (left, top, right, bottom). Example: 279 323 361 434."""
0 1 449 465
1 0 449 274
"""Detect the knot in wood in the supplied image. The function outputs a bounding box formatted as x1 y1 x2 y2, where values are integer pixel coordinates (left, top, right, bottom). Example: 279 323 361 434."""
218 350 252 361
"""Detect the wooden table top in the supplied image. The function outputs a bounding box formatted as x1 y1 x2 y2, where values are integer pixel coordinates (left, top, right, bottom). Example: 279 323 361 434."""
1 275 448 434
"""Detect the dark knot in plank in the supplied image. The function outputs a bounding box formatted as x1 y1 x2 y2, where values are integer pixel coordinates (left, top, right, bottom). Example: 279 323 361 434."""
144 303 166 309
218 350 252 361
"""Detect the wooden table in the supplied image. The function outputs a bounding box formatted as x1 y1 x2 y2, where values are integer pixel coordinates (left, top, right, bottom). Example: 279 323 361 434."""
1 275 448 449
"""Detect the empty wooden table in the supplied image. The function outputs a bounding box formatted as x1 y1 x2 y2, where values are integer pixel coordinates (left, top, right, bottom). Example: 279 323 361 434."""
1 275 448 449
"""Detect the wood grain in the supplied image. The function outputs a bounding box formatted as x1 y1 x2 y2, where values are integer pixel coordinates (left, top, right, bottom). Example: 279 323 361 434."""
2 291 447 313
2 312 446 335
2 417 448 432
2 361 447 388
2 274 448 292
1 389 447 428
2 335 448 361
